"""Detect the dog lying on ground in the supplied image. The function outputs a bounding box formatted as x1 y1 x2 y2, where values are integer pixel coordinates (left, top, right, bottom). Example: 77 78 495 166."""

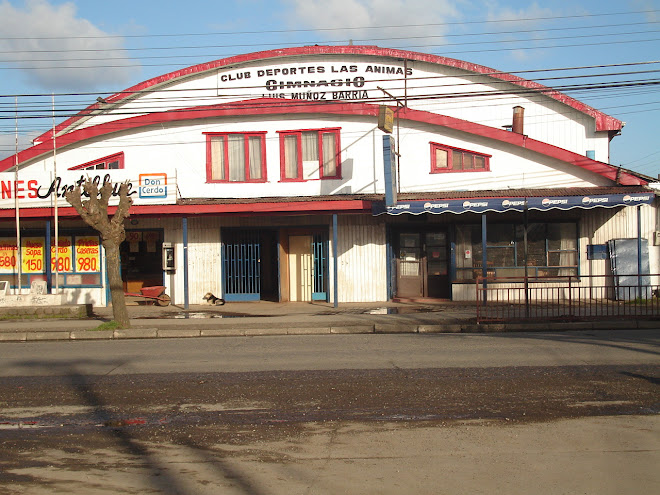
202 292 225 305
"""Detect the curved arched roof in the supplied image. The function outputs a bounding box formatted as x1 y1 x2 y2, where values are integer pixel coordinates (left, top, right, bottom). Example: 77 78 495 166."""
37 45 621 143
0 98 645 186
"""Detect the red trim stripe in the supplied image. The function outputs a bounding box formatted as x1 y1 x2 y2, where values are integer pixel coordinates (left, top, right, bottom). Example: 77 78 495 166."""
1 99 644 186
0 199 372 219
35 45 621 143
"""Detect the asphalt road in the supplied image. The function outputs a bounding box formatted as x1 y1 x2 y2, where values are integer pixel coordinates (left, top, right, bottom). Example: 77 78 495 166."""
1 330 659 494
0 330 658 376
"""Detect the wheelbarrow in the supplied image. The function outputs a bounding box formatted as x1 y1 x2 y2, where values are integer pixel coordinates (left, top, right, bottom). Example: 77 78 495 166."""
124 285 171 306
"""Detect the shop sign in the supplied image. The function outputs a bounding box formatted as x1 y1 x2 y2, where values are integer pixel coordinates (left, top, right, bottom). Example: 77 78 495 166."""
75 236 100 272
217 61 414 102
22 237 44 273
51 237 73 273
0 170 177 209
0 239 18 273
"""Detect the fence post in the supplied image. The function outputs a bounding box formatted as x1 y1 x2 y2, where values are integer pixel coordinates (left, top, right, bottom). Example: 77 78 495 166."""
568 276 573 317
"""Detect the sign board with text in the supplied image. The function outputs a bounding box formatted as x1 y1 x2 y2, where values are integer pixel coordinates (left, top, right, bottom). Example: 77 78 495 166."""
0 171 177 209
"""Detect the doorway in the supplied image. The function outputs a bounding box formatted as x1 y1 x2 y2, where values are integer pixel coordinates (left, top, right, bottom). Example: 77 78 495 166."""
282 230 329 302
120 229 164 293
395 230 449 299
221 229 279 301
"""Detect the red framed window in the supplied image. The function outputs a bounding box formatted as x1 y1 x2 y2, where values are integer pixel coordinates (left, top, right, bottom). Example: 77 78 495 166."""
430 143 490 173
279 128 341 181
68 152 124 171
205 132 267 183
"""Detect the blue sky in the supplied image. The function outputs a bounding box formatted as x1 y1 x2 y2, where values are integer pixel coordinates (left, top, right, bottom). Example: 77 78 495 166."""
0 0 658 177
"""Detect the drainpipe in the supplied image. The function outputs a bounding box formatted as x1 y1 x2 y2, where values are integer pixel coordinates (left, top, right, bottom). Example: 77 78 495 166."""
481 214 488 305
637 205 642 299
45 220 52 293
333 214 338 308
183 217 189 310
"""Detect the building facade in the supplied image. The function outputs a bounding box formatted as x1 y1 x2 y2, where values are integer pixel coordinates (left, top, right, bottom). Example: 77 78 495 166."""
0 46 657 306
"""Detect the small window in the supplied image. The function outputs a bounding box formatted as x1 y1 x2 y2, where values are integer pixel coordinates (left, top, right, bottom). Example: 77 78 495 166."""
68 152 124 171
279 128 341 181
430 143 490 173
205 132 266 183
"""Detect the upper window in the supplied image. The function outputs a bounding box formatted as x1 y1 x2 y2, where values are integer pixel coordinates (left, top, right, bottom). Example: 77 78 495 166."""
279 128 341 181
69 152 124 171
206 132 266 183
430 143 490 173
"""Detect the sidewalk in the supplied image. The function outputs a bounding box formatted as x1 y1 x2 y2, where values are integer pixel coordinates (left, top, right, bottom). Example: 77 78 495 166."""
0 300 658 342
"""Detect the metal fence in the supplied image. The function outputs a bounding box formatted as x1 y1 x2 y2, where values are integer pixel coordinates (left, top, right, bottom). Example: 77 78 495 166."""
476 274 660 323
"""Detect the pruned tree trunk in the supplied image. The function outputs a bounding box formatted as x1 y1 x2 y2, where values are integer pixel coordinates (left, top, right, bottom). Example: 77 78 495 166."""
65 178 133 328
103 240 130 327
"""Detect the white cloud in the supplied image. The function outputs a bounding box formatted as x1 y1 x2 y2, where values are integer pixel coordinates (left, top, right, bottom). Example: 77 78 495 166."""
482 2 559 62
0 130 41 162
283 0 464 48
0 0 138 91
485 1 556 27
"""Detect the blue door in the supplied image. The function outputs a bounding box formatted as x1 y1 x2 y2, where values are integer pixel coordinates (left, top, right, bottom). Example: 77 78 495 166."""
222 229 279 302
312 233 328 301
222 230 261 301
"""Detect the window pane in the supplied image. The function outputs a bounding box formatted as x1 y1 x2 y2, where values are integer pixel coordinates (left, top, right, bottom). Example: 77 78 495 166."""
487 224 514 247
526 223 547 266
474 155 485 169
302 132 318 161
547 223 576 250
455 225 481 272
284 135 299 179
95 163 105 169
248 136 262 180
548 251 577 266
322 132 337 176
227 134 245 182
488 247 515 267
435 148 448 168
452 151 463 170
108 160 119 169
210 136 225 181
463 153 475 169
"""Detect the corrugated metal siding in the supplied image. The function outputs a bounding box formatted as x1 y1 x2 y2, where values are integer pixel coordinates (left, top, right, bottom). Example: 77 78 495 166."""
337 215 387 302
581 203 658 279
187 217 222 304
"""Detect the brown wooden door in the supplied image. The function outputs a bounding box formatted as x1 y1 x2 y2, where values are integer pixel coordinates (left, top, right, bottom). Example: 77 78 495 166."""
396 233 424 298
395 230 449 299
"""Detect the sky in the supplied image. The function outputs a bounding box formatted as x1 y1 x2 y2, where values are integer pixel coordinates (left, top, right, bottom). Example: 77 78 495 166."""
0 0 658 177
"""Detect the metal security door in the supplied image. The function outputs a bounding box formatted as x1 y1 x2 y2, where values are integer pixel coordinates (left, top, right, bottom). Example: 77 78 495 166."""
312 233 328 301
222 230 261 301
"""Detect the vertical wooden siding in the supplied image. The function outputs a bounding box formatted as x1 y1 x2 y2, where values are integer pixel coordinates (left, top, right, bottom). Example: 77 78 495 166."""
337 215 387 302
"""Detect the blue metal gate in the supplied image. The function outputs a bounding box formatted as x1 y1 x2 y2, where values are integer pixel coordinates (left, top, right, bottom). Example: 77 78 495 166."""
222 230 261 301
312 233 328 301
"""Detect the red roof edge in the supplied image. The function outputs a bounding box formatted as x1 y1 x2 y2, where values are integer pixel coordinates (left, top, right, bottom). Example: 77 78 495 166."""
34 45 622 144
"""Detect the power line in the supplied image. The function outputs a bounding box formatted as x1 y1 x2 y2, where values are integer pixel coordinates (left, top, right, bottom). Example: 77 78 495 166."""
1 9 657 40
1 60 658 101
2 20 656 56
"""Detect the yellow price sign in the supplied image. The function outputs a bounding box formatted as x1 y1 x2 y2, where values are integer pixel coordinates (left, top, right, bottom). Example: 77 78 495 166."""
0 238 18 273
22 237 45 273
51 237 73 273
75 236 100 272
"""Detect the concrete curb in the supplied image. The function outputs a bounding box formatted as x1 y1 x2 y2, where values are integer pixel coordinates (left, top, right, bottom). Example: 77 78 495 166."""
0 320 657 342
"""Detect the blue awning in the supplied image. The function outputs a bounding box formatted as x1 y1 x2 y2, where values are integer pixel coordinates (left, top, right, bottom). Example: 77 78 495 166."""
372 193 655 216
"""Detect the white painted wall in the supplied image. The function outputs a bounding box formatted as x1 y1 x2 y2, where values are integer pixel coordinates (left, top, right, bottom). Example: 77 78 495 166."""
26 112 610 205
64 53 611 163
